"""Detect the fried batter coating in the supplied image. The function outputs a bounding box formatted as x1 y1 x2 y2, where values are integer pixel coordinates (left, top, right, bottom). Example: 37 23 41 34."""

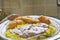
15 20 25 25
15 17 40 24
8 20 25 29
15 16 30 20
15 17 22 20
38 16 51 24
19 17 40 23
8 16 51 29
8 21 17 29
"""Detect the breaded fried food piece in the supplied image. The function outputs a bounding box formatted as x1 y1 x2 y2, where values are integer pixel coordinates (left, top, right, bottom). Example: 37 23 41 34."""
8 20 25 29
15 16 30 20
15 20 25 25
38 16 51 24
15 16 40 24
8 21 17 29
15 17 22 20
19 17 40 24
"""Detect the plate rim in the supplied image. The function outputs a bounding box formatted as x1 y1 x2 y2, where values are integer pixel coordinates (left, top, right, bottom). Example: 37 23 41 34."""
0 15 60 40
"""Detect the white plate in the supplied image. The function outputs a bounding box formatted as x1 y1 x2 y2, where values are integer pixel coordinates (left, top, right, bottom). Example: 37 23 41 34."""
0 15 60 40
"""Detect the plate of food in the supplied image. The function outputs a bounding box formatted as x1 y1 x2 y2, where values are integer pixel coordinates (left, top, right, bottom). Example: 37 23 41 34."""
0 15 60 40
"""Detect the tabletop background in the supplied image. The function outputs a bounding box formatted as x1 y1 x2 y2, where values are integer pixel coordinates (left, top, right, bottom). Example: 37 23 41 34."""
0 0 59 21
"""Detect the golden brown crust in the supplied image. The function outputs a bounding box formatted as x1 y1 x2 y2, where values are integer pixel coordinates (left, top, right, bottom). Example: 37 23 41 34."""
15 20 25 25
8 21 17 29
14 17 22 20
8 15 51 29
38 15 51 24
8 20 25 29
15 17 40 24
19 17 40 23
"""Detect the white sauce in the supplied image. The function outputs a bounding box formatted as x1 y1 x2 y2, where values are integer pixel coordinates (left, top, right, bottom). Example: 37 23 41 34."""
10 23 48 37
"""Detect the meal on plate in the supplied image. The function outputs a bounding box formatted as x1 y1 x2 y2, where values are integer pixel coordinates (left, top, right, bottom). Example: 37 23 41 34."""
5 15 56 40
